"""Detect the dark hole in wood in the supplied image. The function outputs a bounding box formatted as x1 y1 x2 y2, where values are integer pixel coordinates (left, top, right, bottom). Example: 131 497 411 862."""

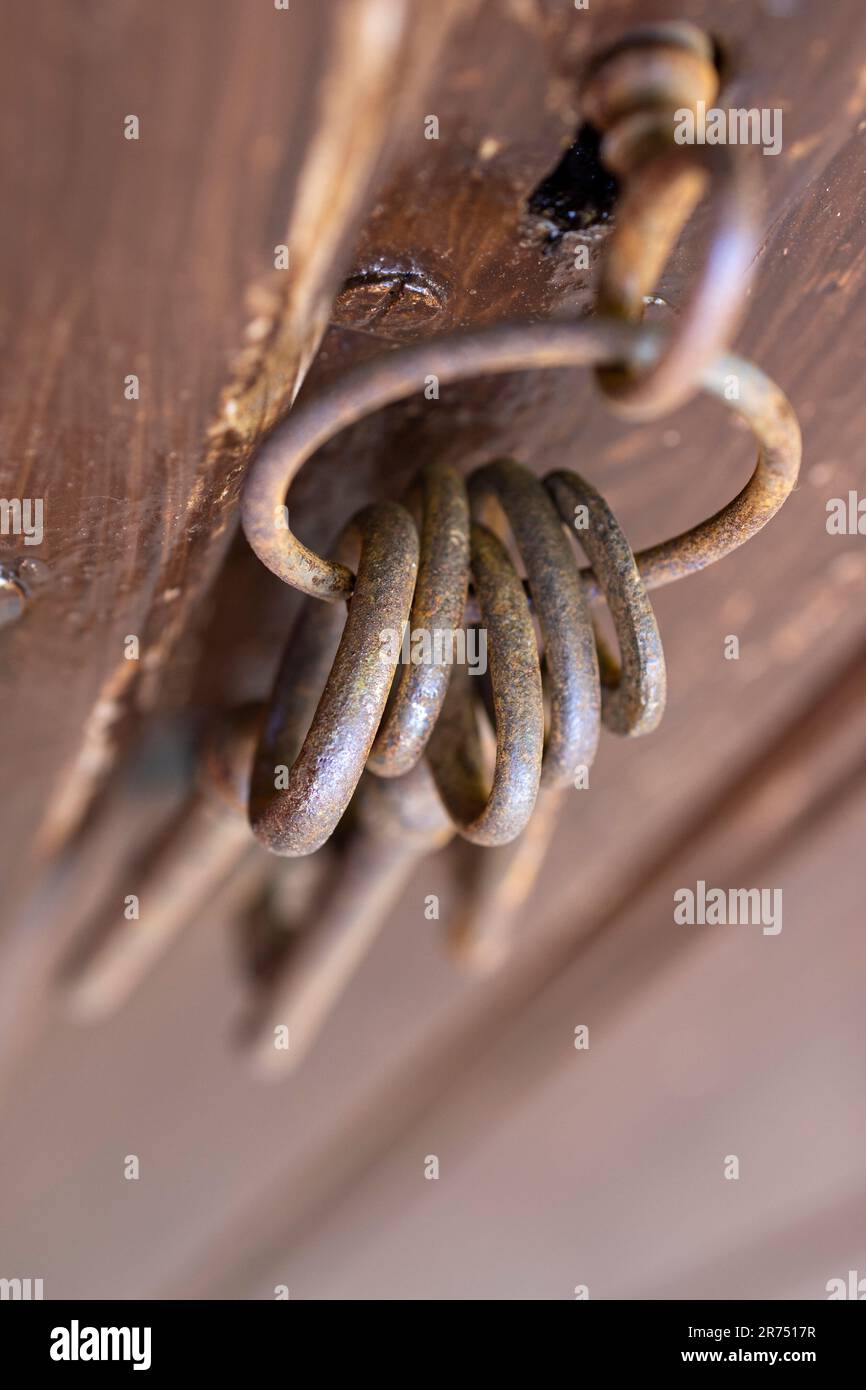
527 122 618 240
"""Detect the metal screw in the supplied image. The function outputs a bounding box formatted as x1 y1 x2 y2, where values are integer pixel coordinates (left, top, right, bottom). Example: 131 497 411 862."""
332 267 446 337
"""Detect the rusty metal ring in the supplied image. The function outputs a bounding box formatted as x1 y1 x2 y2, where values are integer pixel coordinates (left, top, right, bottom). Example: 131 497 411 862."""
366 461 470 778
241 320 800 608
594 347 801 602
468 459 600 788
426 522 544 847
248 501 418 856
545 470 666 737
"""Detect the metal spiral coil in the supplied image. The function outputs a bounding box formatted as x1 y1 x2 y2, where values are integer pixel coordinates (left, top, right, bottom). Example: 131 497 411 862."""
241 319 801 858
247 454 668 856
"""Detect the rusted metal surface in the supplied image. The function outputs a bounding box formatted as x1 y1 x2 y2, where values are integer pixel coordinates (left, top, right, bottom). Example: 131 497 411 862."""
367 461 470 778
469 459 599 788
545 470 665 738
248 502 418 856
426 521 544 846
584 21 761 419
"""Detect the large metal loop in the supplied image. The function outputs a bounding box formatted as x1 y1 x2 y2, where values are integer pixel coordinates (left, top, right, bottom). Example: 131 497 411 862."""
241 318 801 605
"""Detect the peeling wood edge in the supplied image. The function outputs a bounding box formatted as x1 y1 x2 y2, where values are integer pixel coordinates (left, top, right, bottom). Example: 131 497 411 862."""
31 0 471 862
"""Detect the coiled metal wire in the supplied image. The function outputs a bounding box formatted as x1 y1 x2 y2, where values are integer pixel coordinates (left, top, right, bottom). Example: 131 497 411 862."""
241 321 800 856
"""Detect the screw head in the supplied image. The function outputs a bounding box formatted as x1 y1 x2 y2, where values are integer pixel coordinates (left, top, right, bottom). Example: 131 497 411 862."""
332 268 446 337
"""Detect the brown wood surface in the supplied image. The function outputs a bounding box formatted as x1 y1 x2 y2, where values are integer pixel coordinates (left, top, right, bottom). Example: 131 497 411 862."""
0 0 463 886
0 0 864 1299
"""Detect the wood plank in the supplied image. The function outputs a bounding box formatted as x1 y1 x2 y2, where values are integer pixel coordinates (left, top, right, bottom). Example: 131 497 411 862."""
0 0 462 890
